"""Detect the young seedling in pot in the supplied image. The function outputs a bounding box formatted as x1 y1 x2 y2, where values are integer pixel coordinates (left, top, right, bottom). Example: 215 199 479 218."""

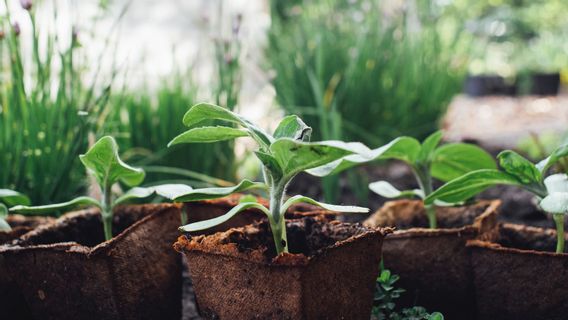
9 136 186 240
168 103 370 254
307 131 496 228
0 189 31 231
425 145 568 253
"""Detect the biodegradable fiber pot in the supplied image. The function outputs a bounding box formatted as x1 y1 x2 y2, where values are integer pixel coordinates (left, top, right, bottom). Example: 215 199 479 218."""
0 203 182 320
468 223 568 320
0 214 54 320
174 216 388 319
364 199 500 320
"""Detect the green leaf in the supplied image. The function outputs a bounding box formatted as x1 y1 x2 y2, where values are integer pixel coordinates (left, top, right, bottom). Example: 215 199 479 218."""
179 202 271 232
537 144 568 173
181 103 273 148
254 151 283 181
273 115 312 141
173 179 267 202
540 193 568 214
429 312 445 320
417 131 443 163
544 174 568 194
0 189 31 206
306 137 420 177
0 204 10 232
168 126 249 146
368 181 422 199
79 136 145 188
431 143 496 182
280 195 368 215
270 139 366 179
424 169 521 205
10 196 102 215
115 184 194 205
497 150 542 184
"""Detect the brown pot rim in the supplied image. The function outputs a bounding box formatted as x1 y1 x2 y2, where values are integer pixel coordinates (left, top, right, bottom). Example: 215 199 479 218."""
0 203 180 258
382 199 501 239
176 216 391 267
466 222 568 258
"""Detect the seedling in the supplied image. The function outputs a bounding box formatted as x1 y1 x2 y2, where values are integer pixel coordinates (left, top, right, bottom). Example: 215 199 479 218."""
168 103 369 254
307 131 495 228
0 189 31 231
11 136 161 240
425 145 568 253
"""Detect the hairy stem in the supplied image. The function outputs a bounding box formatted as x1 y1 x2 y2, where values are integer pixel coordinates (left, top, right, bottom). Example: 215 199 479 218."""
101 184 113 241
270 182 288 254
553 214 565 253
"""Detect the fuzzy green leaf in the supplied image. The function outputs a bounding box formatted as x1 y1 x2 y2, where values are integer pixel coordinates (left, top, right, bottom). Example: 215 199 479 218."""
537 144 568 174
306 137 420 177
0 189 31 206
80 136 145 188
273 115 312 141
424 169 521 205
417 131 443 163
270 139 365 179
179 202 271 232
114 184 193 205
540 193 568 214
10 196 101 215
168 126 249 146
280 195 368 215
369 181 422 199
0 204 10 232
431 143 496 182
173 179 267 202
497 150 542 184
181 103 273 148
254 151 283 181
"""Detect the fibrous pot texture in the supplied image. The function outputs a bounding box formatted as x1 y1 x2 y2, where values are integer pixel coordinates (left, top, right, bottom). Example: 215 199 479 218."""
0 203 182 320
364 199 500 320
175 216 388 319
468 223 568 320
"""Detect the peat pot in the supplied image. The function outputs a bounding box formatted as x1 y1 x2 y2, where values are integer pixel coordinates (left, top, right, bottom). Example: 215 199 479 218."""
364 199 500 320
0 203 182 320
0 214 54 320
468 223 568 320
174 216 388 319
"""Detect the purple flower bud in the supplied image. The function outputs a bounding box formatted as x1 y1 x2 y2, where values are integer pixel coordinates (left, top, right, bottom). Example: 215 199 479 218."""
13 22 21 36
20 0 32 10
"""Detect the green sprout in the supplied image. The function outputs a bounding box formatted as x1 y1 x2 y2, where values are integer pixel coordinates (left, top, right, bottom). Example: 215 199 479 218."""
307 131 495 228
0 189 31 231
425 145 568 253
168 103 369 255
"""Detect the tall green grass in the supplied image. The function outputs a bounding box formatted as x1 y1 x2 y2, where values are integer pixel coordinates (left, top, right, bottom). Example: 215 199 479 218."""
268 0 469 202
0 2 114 205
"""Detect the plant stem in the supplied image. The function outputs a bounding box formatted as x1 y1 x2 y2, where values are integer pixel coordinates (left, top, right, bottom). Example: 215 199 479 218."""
101 185 113 241
553 214 565 253
412 166 437 229
180 205 188 225
425 205 437 229
269 182 288 254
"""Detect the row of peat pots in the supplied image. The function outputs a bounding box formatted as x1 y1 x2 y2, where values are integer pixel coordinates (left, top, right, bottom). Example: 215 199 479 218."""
0 194 566 319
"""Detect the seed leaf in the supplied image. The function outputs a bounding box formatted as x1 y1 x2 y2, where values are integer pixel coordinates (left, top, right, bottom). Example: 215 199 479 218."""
0 204 10 232
369 181 422 199
497 150 542 184
431 143 496 182
280 195 368 215
80 136 145 188
181 103 273 148
536 144 568 174
417 131 443 163
273 115 312 141
306 137 420 177
10 196 102 215
424 169 521 205
168 126 249 146
270 139 366 179
179 202 271 232
0 189 31 206
173 179 267 202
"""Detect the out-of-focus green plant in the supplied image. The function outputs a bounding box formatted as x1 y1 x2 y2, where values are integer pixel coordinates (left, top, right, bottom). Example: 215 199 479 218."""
0 1 115 206
268 0 468 203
